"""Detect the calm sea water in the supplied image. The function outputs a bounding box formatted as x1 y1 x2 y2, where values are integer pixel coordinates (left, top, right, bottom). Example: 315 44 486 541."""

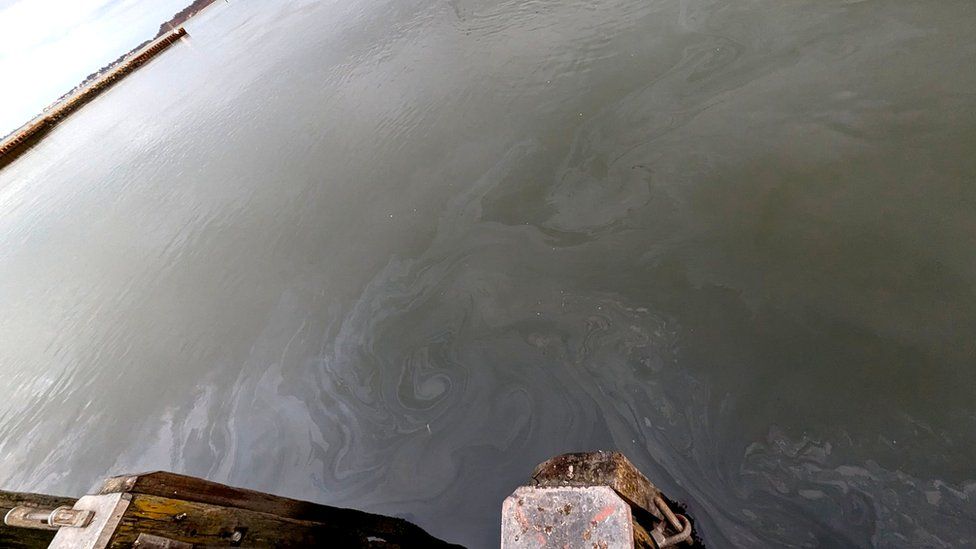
2 0 975 546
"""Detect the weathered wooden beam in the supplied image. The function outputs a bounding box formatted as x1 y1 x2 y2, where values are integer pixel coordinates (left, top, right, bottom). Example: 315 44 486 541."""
0 490 77 549
97 471 452 546
42 471 459 548
98 471 333 522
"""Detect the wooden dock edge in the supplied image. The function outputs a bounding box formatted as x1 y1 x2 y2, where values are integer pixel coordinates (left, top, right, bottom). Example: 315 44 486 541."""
4 471 460 548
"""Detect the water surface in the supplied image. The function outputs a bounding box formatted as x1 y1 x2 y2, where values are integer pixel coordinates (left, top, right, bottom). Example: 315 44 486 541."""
1 0 975 546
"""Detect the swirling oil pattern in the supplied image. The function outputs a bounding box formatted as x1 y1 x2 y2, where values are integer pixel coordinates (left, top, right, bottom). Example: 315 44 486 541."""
1 0 975 546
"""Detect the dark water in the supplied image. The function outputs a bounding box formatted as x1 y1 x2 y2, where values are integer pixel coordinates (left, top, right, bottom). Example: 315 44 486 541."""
2 0 975 546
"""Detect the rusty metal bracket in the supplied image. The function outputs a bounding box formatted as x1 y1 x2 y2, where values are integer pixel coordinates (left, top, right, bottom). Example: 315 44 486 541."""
649 496 693 547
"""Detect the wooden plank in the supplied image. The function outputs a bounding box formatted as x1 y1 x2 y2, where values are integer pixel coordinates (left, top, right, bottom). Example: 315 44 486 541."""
99 473 458 547
98 472 328 519
106 493 441 548
109 494 332 547
0 490 77 549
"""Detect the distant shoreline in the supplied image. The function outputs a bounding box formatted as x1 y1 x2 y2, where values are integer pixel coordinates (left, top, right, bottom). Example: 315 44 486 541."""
0 0 221 147
53 0 223 111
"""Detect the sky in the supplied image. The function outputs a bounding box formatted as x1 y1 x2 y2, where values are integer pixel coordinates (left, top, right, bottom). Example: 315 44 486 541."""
0 0 193 136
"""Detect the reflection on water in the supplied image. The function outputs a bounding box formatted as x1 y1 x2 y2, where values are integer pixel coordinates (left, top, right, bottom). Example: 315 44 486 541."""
1 0 975 546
